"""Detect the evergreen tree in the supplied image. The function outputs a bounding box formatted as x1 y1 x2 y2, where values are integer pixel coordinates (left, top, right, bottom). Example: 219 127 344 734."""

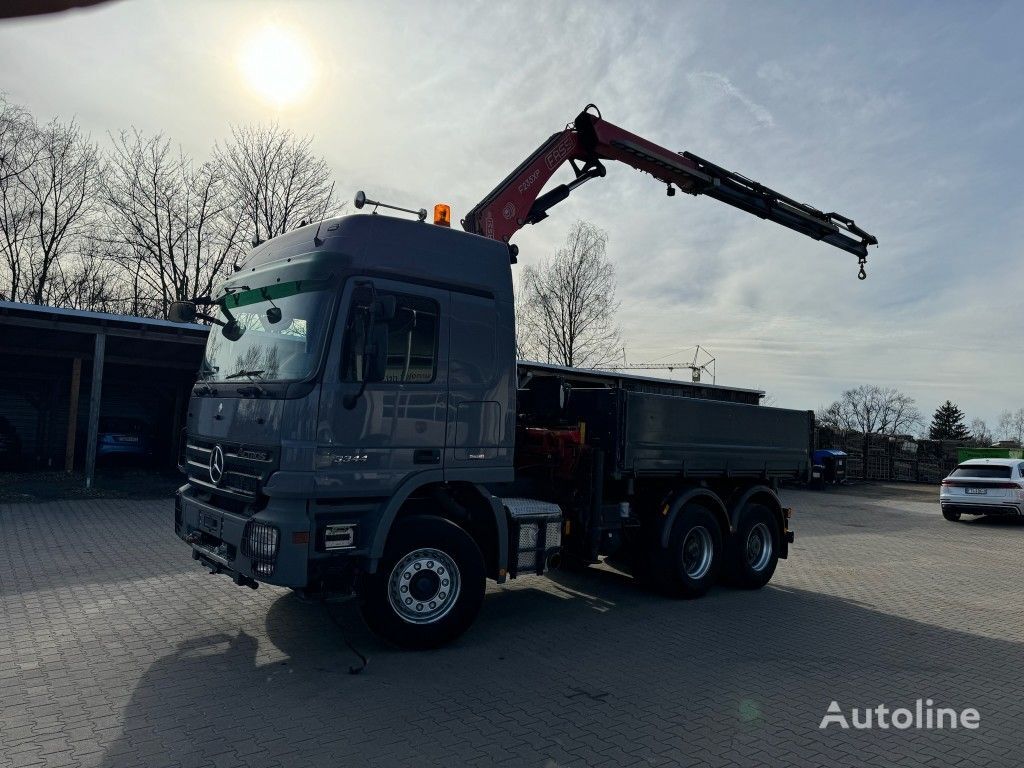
929 401 971 441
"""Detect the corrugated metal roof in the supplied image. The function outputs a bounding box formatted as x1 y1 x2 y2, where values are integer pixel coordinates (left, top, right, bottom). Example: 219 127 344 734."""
517 359 765 397
0 301 208 337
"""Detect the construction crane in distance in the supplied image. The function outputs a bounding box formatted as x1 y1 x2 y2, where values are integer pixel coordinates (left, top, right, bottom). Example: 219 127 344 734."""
601 346 717 384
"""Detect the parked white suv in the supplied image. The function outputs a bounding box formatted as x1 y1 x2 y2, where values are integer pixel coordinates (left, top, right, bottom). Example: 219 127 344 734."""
940 459 1024 521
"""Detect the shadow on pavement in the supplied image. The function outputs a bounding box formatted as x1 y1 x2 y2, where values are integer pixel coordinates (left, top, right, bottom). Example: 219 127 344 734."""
99 566 1024 767
0 468 182 502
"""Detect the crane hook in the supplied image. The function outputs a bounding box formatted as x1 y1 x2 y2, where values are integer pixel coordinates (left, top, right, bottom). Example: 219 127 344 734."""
857 255 867 280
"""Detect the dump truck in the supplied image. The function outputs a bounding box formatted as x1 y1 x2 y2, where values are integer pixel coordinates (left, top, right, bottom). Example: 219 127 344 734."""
169 105 876 648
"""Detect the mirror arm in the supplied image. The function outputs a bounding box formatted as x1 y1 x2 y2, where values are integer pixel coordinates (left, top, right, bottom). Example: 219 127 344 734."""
195 312 226 327
343 381 367 410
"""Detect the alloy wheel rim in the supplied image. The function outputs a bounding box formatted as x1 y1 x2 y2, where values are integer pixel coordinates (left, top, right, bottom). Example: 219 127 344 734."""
387 547 461 624
682 525 713 579
746 522 773 572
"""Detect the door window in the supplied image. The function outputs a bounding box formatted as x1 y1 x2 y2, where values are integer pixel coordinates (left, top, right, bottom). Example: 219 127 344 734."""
342 292 440 383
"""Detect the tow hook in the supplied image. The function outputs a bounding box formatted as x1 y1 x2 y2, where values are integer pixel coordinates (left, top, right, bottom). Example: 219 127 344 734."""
185 531 202 545
233 572 259 590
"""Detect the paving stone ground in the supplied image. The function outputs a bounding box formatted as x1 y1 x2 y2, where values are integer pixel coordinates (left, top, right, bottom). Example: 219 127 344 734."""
2 483 1023 767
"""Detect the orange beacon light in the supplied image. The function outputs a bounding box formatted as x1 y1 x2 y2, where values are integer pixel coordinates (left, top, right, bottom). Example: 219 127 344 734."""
433 203 451 227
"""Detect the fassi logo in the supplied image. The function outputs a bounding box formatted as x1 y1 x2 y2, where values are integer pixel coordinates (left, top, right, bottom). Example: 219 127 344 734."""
544 133 575 170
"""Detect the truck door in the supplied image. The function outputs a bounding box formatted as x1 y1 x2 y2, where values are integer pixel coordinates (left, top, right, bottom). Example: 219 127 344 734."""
317 277 449 497
444 291 514 479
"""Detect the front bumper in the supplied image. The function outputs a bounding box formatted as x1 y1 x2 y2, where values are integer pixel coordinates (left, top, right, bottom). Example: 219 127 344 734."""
175 484 313 588
174 484 371 590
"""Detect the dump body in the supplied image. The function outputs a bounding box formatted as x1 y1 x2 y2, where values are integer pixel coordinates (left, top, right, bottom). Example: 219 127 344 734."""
568 388 812 481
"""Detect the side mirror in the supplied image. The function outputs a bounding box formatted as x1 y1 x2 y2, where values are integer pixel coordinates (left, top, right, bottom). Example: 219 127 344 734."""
167 301 197 323
351 282 375 308
222 320 244 341
371 295 397 322
265 307 282 324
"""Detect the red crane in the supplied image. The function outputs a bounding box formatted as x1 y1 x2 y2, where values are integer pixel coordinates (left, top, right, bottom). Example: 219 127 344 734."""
463 104 877 279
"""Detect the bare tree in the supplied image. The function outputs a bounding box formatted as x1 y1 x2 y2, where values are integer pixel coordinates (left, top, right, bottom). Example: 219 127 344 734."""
516 220 622 368
816 385 923 437
102 130 243 316
817 384 923 479
969 417 993 447
0 97 35 186
3 101 342 317
45 238 130 313
0 97 40 301
997 409 1024 445
215 124 335 245
15 116 102 305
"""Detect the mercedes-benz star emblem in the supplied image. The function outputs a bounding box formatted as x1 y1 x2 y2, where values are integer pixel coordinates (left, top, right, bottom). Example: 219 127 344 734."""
209 444 225 485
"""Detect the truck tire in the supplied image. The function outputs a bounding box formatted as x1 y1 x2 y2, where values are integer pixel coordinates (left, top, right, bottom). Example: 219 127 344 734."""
725 503 779 590
359 516 486 650
646 504 722 598
941 508 961 522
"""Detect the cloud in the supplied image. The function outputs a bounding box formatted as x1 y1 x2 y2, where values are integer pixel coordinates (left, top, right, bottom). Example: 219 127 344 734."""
1 0 1023 427
688 71 775 129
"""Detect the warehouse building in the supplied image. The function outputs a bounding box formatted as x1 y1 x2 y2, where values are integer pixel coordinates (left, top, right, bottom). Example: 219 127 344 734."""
0 301 207 485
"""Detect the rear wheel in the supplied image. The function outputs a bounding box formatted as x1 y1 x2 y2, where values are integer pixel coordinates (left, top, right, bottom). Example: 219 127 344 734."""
725 503 779 589
942 507 961 522
359 516 485 649
641 504 723 598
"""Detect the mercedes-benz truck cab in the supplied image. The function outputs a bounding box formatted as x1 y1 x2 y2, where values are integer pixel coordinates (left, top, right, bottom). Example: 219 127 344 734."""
174 213 518 646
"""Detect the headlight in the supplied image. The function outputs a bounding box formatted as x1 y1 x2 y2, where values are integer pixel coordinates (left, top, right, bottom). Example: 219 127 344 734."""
243 521 279 573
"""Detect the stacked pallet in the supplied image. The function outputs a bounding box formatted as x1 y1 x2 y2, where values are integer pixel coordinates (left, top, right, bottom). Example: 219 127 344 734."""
813 428 967 484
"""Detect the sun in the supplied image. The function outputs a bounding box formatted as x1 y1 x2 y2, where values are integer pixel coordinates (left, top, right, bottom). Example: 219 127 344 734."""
237 24 317 108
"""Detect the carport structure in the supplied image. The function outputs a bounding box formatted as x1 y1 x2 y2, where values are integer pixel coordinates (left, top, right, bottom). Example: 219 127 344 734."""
0 301 208 486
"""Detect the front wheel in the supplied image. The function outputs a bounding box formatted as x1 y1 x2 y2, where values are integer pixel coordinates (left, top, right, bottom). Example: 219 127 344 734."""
725 503 779 589
359 516 485 649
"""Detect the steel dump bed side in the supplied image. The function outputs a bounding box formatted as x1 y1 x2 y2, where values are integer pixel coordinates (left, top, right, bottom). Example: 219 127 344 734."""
568 388 813 480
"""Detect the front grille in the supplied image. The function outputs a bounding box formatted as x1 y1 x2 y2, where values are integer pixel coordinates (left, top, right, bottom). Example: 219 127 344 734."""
222 470 260 494
184 437 278 503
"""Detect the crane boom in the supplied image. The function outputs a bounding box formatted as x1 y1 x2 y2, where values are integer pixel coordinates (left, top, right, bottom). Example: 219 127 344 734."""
463 104 877 278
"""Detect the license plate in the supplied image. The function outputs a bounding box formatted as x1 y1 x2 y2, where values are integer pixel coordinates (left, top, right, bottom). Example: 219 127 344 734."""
965 488 987 495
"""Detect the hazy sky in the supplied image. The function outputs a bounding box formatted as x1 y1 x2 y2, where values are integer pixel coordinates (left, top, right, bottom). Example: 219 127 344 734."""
1 0 1022 427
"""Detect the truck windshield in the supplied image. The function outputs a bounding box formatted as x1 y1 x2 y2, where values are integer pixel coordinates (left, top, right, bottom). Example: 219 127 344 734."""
200 280 333 383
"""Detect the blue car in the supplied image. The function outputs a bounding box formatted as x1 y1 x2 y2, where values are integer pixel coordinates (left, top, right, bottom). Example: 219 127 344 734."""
96 417 152 461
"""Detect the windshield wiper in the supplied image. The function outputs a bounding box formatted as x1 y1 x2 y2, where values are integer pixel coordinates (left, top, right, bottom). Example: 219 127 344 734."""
226 369 268 398
236 384 267 398
225 369 265 380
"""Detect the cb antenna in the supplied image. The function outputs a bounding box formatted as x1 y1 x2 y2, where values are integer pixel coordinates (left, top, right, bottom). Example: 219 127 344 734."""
314 180 338 246
354 191 426 222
